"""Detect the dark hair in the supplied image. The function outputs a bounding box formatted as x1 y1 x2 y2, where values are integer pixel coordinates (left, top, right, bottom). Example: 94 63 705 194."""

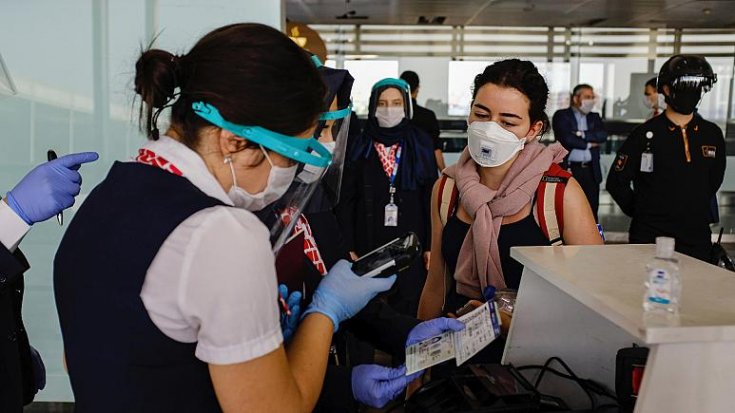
572 83 593 97
472 59 550 135
400 71 420 92
134 23 326 146
645 77 657 89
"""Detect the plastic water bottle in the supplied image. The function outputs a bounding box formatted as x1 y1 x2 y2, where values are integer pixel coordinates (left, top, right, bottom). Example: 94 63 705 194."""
643 237 681 313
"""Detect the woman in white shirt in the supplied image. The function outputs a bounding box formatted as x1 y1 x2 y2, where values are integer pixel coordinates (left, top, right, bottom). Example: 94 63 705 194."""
54 23 394 413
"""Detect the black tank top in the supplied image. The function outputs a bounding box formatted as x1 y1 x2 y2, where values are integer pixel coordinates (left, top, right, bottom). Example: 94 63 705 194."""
441 212 549 312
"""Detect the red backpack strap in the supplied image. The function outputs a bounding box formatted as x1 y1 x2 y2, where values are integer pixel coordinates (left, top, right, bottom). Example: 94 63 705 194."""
535 163 571 246
437 174 459 227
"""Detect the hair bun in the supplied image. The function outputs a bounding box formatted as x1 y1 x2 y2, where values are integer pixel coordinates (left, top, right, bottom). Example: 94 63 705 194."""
135 49 179 109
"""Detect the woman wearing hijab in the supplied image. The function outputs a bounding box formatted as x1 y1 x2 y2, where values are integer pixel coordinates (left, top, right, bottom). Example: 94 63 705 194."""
269 65 464 412
338 78 438 316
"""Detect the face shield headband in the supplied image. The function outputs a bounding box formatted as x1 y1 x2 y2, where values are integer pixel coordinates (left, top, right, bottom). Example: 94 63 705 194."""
370 78 414 120
192 101 332 168
299 102 352 208
192 101 333 254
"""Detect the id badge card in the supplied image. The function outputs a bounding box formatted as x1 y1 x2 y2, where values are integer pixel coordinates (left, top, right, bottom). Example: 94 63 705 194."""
384 203 398 227
640 152 653 173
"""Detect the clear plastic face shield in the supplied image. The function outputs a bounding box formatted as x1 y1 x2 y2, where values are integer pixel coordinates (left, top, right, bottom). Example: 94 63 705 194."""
192 101 332 253
293 62 354 210
303 100 352 205
369 78 413 122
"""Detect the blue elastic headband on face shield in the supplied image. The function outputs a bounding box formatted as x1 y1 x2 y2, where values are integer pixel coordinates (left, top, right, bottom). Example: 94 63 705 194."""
373 78 410 94
192 101 332 168
319 103 352 121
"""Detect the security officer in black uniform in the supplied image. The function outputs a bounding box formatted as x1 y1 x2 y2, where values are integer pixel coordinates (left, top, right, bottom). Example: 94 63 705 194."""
606 55 725 261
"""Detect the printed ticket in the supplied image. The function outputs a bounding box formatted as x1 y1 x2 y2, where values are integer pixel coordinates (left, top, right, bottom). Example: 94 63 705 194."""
453 302 499 366
405 331 455 375
405 302 500 375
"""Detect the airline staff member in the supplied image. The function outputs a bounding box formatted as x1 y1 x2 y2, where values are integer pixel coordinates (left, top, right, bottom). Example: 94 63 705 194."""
273 63 465 412
607 55 725 261
53 23 394 413
0 152 97 412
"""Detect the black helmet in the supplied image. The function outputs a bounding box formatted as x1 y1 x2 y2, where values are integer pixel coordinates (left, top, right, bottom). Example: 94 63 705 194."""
657 55 717 115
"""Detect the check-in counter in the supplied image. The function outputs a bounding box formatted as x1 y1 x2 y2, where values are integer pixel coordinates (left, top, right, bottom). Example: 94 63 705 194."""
504 244 735 412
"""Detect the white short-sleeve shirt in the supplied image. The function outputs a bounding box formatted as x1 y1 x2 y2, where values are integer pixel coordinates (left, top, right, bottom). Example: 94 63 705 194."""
138 136 282 365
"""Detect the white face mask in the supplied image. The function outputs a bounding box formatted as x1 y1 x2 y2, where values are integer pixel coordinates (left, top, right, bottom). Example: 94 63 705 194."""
297 141 335 184
375 106 405 128
643 95 655 110
227 147 297 211
579 99 595 114
467 121 526 168
643 94 667 111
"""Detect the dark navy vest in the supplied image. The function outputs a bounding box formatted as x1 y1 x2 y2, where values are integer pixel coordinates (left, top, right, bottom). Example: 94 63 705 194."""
54 162 225 412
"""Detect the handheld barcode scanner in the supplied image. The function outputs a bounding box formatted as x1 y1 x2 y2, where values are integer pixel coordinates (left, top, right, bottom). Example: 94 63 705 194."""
352 232 421 278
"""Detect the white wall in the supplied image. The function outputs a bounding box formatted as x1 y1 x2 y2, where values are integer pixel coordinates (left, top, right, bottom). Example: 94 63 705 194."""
398 57 449 113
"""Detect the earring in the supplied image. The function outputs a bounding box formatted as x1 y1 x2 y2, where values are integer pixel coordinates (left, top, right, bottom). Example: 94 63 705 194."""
224 155 232 164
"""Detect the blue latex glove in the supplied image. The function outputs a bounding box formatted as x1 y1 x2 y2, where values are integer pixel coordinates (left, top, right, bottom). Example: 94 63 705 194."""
406 317 466 347
6 152 99 225
278 284 302 342
352 364 421 408
303 259 396 331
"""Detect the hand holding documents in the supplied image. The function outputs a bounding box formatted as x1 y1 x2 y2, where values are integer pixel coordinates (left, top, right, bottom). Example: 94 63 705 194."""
406 301 502 375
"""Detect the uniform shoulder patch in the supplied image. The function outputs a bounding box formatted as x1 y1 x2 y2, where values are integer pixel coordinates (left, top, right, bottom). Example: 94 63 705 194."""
702 145 717 158
614 153 629 171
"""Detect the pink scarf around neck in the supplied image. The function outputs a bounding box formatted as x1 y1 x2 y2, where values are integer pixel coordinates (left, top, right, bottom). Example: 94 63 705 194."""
443 141 567 299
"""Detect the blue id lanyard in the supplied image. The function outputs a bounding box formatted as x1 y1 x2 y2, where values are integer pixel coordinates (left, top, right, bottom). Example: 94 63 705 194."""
389 146 402 191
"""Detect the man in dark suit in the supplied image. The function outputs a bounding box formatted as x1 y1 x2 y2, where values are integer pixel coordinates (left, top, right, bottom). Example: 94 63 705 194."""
400 70 445 172
553 84 608 220
1 152 97 411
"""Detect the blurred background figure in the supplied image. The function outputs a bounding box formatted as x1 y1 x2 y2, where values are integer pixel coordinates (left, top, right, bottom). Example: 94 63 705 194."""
643 77 666 119
553 84 608 222
400 70 445 172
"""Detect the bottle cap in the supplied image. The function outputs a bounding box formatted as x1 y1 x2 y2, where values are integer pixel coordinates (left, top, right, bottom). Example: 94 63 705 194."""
655 237 675 259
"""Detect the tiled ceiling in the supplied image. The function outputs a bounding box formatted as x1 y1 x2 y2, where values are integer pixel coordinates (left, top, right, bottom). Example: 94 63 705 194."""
286 0 735 28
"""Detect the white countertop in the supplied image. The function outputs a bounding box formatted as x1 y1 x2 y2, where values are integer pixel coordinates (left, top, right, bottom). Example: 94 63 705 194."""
510 244 735 344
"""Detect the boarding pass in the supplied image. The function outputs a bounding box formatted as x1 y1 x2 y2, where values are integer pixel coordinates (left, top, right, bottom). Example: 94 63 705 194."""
405 301 502 375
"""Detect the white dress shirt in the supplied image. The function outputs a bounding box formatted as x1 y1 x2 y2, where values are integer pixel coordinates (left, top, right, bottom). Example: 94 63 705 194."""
568 107 593 163
0 200 31 252
138 136 282 365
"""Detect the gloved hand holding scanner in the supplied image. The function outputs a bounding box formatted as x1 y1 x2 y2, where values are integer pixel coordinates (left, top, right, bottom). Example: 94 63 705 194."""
303 259 396 332
352 232 421 278
278 256 467 409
